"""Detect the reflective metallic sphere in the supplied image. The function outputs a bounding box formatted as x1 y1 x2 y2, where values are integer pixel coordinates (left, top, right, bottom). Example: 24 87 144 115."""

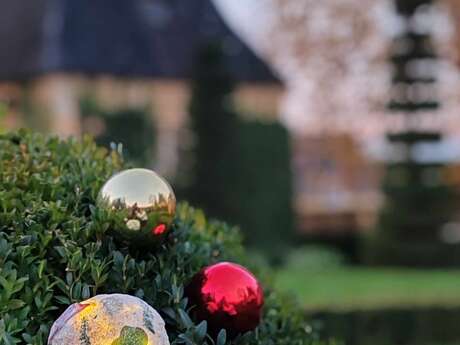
48 294 170 345
185 262 264 338
98 168 176 245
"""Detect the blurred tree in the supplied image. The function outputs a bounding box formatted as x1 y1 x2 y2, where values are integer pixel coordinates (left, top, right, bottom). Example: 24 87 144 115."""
0 102 6 131
234 120 294 262
184 43 239 220
182 43 294 262
368 0 458 267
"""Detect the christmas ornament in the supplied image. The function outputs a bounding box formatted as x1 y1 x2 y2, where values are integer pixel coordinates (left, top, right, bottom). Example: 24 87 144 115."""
48 294 170 345
185 262 264 337
98 168 176 245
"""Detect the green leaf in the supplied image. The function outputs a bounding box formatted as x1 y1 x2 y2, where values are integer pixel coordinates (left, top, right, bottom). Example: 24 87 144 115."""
216 329 227 345
7 300 26 310
195 321 207 340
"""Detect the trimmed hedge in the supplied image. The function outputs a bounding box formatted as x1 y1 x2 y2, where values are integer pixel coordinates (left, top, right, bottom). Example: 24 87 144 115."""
80 97 155 166
233 120 294 263
183 43 294 262
0 131 312 344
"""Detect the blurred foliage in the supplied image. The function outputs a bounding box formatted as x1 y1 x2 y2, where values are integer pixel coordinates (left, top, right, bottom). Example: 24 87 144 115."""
0 102 6 116
367 162 458 267
370 0 458 267
0 102 7 132
316 308 460 345
183 43 238 220
363 232 460 267
284 246 345 272
182 43 294 263
80 97 155 167
0 130 316 344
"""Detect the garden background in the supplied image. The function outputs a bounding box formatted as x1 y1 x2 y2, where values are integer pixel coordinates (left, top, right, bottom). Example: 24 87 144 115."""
2 0 460 344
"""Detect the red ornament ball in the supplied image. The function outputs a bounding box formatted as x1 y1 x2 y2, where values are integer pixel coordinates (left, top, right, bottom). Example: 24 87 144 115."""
185 262 264 338
152 223 167 235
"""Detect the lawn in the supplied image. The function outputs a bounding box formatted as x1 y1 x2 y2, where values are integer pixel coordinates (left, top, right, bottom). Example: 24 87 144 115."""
275 267 460 311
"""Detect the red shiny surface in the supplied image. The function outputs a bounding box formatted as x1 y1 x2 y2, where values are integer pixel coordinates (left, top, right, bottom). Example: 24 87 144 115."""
152 223 166 235
186 262 264 337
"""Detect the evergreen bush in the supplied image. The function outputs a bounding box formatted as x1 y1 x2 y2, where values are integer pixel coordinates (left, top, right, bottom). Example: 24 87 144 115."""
183 43 294 262
184 43 238 222
0 131 312 344
233 120 294 263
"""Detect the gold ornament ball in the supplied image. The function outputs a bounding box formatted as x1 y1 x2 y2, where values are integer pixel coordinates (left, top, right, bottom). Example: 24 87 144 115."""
98 168 176 245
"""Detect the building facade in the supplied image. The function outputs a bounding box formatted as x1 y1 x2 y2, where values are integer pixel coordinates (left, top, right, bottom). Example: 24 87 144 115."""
0 0 282 177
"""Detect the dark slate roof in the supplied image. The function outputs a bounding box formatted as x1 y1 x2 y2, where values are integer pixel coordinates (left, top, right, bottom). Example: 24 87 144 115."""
0 0 47 80
0 0 278 82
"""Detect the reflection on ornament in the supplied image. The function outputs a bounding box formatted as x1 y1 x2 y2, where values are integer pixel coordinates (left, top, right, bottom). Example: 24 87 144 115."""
152 224 167 235
98 168 176 245
48 294 170 345
126 219 141 231
185 262 264 338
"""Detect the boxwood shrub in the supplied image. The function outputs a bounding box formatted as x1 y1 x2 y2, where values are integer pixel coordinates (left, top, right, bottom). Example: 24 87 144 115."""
0 130 313 344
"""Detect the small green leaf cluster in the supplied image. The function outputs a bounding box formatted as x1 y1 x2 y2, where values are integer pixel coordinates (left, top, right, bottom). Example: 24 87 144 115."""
0 130 313 344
